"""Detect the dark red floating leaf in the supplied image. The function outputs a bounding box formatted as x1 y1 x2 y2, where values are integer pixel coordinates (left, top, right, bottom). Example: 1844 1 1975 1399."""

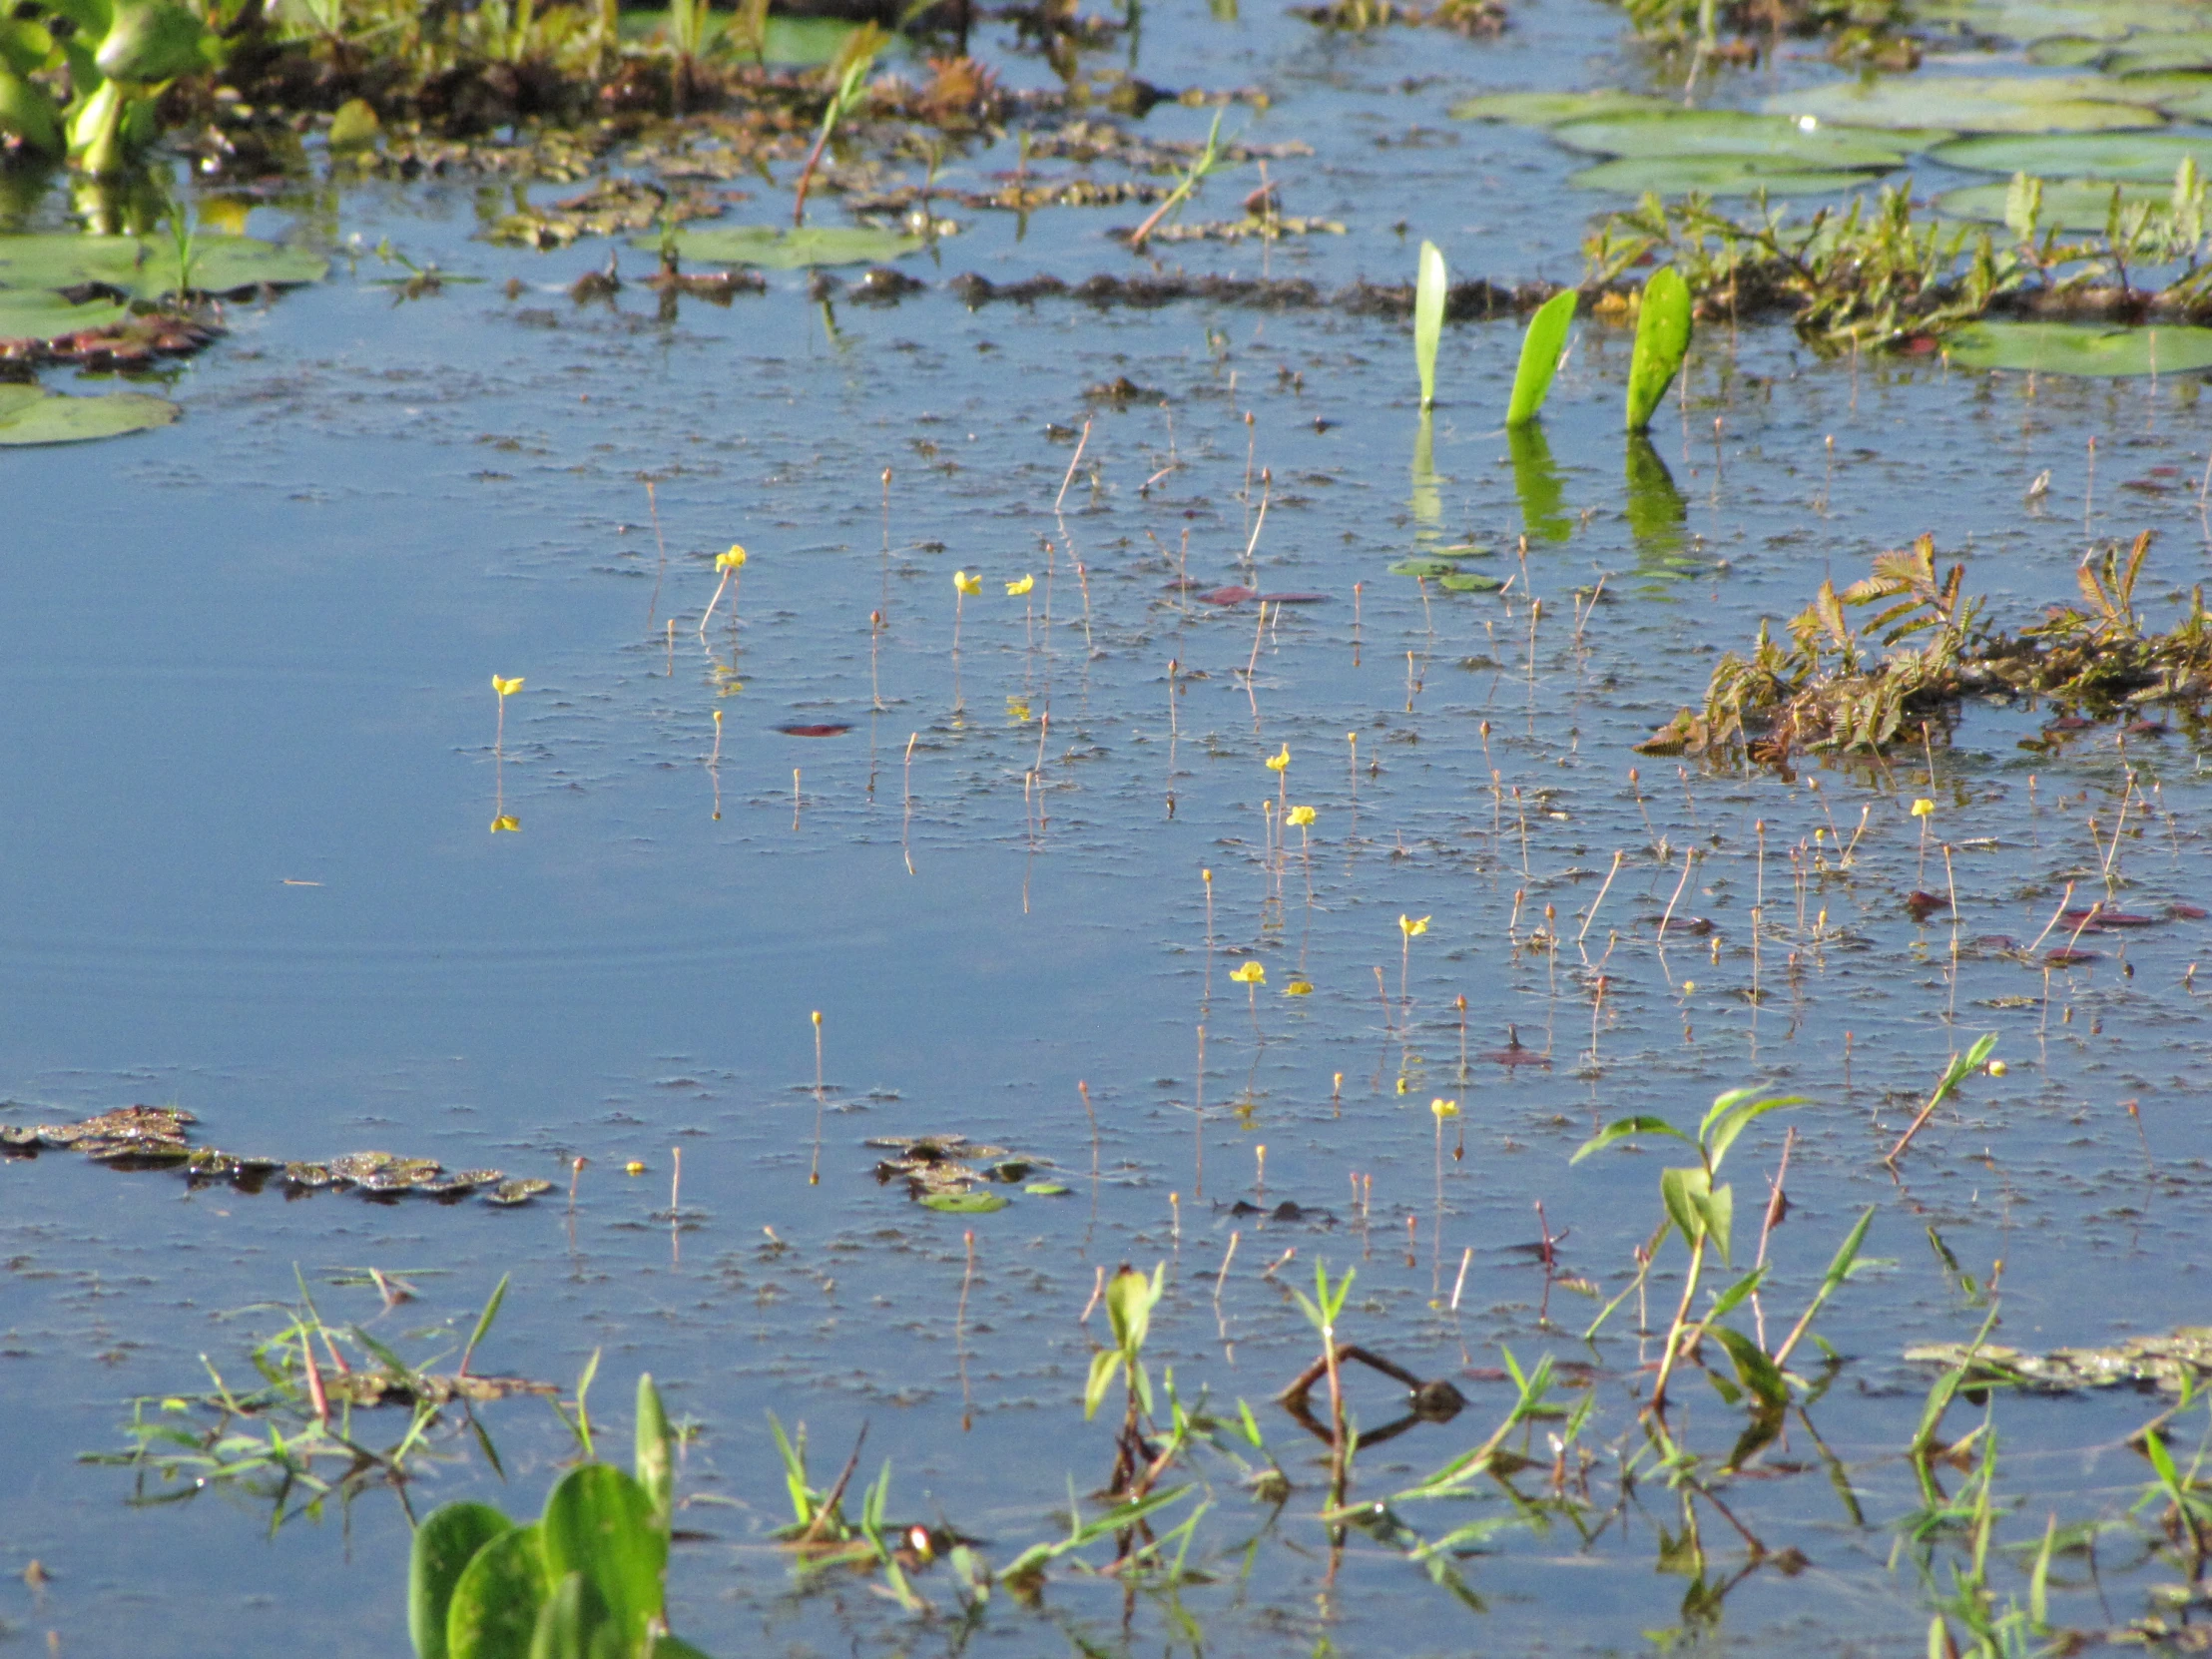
2169 902 2209 920
777 723 852 738
1197 586 1260 606
2126 720 2169 738
1906 890 1949 920
2044 947 2099 966
1258 592 1330 604
1656 916 1713 935
2046 715 2094 733
1483 1048 1551 1067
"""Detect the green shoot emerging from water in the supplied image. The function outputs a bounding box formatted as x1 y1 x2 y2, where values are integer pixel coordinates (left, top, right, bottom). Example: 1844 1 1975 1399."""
1624 266 1690 432
1505 287 1575 426
1413 239 1445 410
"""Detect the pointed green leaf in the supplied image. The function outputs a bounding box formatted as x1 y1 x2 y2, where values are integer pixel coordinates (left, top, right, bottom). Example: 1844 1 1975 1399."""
1694 1180 1735 1266
1705 1266 1766 1324
1625 266 1691 432
1570 1114 1694 1163
539 1465 665 1652
1083 1348 1122 1420
1505 288 1576 426
1660 1165 1709 1250
446 1523 549 1659
635 1373 673 1528
1708 1327 1790 1411
1703 1093 1805 1172
411 1502 514 1659
1413 239 1446 409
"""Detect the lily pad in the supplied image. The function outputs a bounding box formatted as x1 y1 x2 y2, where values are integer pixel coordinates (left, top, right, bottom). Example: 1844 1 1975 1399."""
1447 88 1677 126
1928 129 2212 179
1549 110 1920 166
919 1191 1008 1214
1438 571 1506 592
1568 155 1894 196
1945 319 2212 374
2120 71 2212 120
0 290 130 341
1765 76 2165 132
2102 30 2212 72
1916 0 2202 41
0 232 326 298
1933 176 2176 229
1390 558 1461 577
1023 1182 1072 1195
646 225 925 270
0 384 176 445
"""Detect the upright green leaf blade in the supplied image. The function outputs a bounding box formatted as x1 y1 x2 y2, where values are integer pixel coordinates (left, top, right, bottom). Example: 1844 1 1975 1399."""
539 1464 666 1652
635 1373 673 1528
1505 288 1576 426
412 1502 515 1659
1625 266 1691 432
1413 239 1446 410
446 1523 550 1659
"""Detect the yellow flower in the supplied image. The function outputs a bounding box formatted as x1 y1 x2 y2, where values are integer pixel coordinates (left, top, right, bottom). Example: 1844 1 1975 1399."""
1230 961 1265 984
1430 1097 1459 1120
717 544 747 571
1681 979 1697 993
1399 914 1430 937
1265 745 1290 772
1007 698 1031 724
1912 798 1935 818
625 1160 646 1175
1287 805 1316 828
490 815 520 832
1987 1058 2007 1077
1005 573 1034 596
953 570 981 596
1285 978 1313 996
491 675 524 697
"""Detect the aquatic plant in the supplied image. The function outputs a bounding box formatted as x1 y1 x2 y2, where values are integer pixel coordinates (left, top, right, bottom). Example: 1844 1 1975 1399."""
1412 239 1445 409
0 0 223 174
1623 266 1690 432
697 543 744 637
1503 287 1575 426
790 26 887 227
1125 109 1231 253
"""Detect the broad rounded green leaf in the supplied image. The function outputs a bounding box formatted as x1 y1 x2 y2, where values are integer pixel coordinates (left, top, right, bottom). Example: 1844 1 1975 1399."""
1549 110 1917 166
1934 176 2176 229
95 0 217 81
528 1571 624 1659
1916 0 2200 39
918 1190 1006 1212
646 225 924 270
1568 155 1893 197
540 1463 666 1651
1022 1181 1071 1194
411 1503 514 1659
1626 266 1691 432
1448 88 1676 126
0 65 62 157
1506 287 1576 426
0 387 175 445
1389 558 1459 577
0 289 128 341
1438 571 1505 592
2103 30 2212 73
1765 76 2165 132
0 232 324 297
2129 72 2212 121
447 1523 550 1659
0 19 55 75
1929 129 2212 179
1945 319 2212 374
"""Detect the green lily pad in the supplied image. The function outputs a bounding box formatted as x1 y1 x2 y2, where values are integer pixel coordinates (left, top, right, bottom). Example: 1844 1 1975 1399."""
646 225 924 270
1023 1182 1071 1195
2119 70 2212 120
1438 571 1506 592
0 290 129 341
1447 88 1678 126
0 232 326 298
1917 0 2203 42
2024 34 2107 63
616 9 877 65
1548 110 1919 167
1765 76 2165 132
1945 320 2212 374
1928 129 2212 179
2102 30 2212 72
1568 155 1894 196
919 1191 1008 1213
1390 558 1460 577
0 383 176 445
1933 176 2176 230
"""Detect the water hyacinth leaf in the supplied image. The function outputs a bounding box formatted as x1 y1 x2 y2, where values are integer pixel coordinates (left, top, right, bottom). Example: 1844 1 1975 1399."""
1934 175 2178 229
95 0 217 80
634 1373 673 1527
0 386 176 445
411 1503 515 1659
646 225 923 269
1947 320 2212 374
918 1190 1006 1213
0 65 63 156
0 289 128 341
446 1523 550 1659
1548 110 1919 166
1625 266 1690 433
1413 239 1445 409
1447 88 1676 125
1505 288 1575 426
1930 129 2212 179
528 1571 621 1659
1568 155 1891 196
1765 76 2165 131
539 1464 665 1651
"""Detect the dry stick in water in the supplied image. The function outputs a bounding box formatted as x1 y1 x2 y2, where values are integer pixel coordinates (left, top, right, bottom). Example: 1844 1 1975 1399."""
644 479 668 629
1054 418 1091 515
957 1228 977 1430
1448 1246 1473 1312
2026 880 2078 955
901 733 917 875
1214 1231 1241 1305
1658 844 1696 943
1193 1023 1207 1197
1245 601 1270 726
792 768 802 831
809 1009 827 1186
1079 1079 1099 1186
1578 849 1625 947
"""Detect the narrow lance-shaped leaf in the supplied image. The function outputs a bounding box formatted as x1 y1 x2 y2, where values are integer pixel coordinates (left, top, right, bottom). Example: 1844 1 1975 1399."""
634 1374 673 1528
1413 239 1446 410
1571 1115 1695 1163
1505 288 1576 426
1625 265 1691 433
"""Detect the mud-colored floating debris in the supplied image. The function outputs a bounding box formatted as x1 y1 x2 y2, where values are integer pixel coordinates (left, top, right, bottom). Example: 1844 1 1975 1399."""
868 1133 1046 1207
1907 1329 2212 1392
486 1178 553 1205
2170 901 2209 919
36 1104 195 1147
330 1151 444 1191
777 722 852 737
1260 592 1331 604
1655 915 1714 935
2045 947 2100 965
1085 374 1165 404
0 1125 39 1149
1906 889 1950 920
284 1161 344 1188
1231 1198 1330 1223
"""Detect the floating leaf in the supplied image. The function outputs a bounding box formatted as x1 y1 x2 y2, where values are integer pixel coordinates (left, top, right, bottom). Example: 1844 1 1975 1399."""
1023 1181 1071 1195
0 385 176 445
1505 288 1576 426
1448 88 1677 125
1548 110 1920 166
1568 155 1894 196
2102 30 2212 72
410 1503 513 1659
0 232 325 297
1945 319 2212 375
540 1464 665 1653
1930 129 2212 179
0 289 128 341
1389 558 1459 577
1438 571 1505 592
1625 267 1691 433
1934 176 2176 229
1765 76 2164 132
919 1190 1008 1213
445 1523 549 1659
646 225 923 270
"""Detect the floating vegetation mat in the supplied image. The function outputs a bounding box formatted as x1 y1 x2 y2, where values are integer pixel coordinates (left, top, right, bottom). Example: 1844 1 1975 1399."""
1907 1329 2212 1392
0 1104 552 1204
866 1133 1062 1212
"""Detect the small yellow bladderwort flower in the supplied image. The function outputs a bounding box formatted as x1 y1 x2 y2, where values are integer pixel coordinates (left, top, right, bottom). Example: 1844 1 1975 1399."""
1912 798 1936 818
1005 573 1034 596
717 545 747 572
1400 914 1430 938
1285 978 1313 996
492 675 524 697
1288 805 1316 828
953 570 982 596
1266 745 1290 773
1430 1097 1459 1120
1230 961 1265 984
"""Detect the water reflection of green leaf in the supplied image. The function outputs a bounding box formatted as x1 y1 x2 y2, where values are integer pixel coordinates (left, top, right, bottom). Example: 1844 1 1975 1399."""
1508 421 1571 543
1625 432 1693 582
